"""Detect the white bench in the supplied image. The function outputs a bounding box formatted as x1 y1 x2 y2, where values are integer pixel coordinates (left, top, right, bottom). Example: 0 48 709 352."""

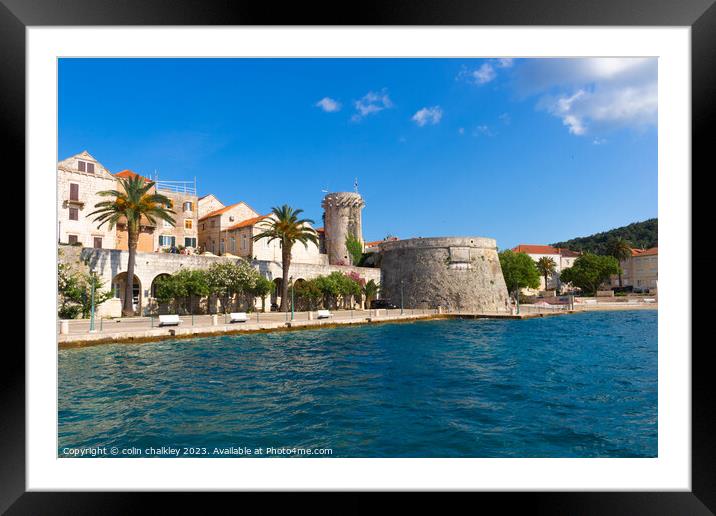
643 298 656 303
158 314 181 327
229 312 248 323
316 310 332 319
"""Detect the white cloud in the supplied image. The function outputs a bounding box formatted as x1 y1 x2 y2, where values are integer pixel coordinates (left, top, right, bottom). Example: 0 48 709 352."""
315 97 341 112
592 137 607 145
458 127 465 135
497 58 514 68
411 106 443 127
513 58 657 135
458 63 497 85
473 125 494 137
351 89 393 121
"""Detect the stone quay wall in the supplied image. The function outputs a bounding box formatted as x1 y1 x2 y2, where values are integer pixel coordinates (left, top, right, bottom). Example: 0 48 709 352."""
378 237 511 313
58 245 380 317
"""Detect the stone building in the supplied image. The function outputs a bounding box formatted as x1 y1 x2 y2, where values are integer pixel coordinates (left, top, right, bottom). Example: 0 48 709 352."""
609 246 658 292
197 202 260 254
321 192 365 265
224 214 326 264
379 237 511 313
57 153 198 252
57 151 118 249
197 194 225 218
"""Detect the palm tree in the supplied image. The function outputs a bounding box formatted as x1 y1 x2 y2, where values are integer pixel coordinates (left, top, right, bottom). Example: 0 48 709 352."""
88 175 175 316
536 256 557 292
363 279 380 309
253 205 318 312
607 237 632 286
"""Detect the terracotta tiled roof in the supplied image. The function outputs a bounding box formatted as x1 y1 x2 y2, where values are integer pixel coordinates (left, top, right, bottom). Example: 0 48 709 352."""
512 244 560 255
315 227 325 233
632 246 658 257
226 215 270 231
198 202 245 221
558 248 581 257
364 240 385 247
115 170 151 182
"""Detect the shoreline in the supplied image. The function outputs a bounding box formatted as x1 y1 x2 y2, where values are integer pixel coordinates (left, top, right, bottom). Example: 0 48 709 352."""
57 304 656 349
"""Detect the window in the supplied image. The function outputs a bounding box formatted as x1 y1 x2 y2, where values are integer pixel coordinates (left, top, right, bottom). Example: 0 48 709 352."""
93 237 102 249
69 183 79 201
87 162 95 174
184 237 197 248
183 201 193 212
185 219 193 230
77 161 85 172
201 223 205 231
230 237 236 252
69 207 78 220
220 240 225 254
159 235 176 247
241 234 247 250
68 235 78 245
210 219 216 228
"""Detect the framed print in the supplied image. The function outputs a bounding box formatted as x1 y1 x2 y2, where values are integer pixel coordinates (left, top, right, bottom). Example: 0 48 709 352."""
4 0 713 511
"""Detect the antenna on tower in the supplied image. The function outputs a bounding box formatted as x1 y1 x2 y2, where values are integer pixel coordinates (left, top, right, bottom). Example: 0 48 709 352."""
354 177 359 193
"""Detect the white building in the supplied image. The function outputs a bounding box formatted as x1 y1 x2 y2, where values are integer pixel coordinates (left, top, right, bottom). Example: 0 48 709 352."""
511 244 581 292
610 247 658 292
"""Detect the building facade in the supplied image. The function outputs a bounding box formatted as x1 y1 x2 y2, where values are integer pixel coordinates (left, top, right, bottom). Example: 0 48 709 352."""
197 202 260 255
57 151 118 249
610 247 658 291
511 244 580 292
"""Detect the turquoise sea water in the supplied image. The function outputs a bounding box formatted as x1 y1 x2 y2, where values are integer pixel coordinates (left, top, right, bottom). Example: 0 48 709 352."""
58 311 657 458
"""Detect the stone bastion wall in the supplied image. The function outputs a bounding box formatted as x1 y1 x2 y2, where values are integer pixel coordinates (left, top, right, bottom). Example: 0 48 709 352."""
378 237 510 313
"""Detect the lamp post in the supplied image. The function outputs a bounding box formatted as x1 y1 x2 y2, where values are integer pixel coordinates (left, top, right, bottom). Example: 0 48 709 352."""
89 268 96 333
400 279 404 315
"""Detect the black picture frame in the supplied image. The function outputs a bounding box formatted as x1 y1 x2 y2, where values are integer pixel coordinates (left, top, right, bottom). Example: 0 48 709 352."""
4 0 710 511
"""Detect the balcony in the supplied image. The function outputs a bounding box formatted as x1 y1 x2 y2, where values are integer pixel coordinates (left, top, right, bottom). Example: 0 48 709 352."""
63 199 85 209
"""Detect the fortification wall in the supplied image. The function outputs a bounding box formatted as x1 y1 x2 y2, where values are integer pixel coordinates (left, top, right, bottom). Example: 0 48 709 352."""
321 192 364 265
379 237 511 313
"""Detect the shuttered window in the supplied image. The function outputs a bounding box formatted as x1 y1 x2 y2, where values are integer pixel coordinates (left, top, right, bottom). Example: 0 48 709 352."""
69 183 79 201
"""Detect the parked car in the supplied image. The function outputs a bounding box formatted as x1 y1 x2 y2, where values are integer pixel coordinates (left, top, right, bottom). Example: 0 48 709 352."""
370 299 399 309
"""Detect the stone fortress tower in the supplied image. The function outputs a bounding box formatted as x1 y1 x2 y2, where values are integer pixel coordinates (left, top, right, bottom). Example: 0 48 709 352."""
321 192 365 265
378 236 511 313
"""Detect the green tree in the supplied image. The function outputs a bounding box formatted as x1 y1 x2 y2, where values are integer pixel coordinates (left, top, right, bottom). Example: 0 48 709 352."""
498 250 541 298
253 206 318 311
363 279 380 308
606 237 632 287
536 256 557 292
250 276 275 312
205 260 258 313
57 264 112 319
345 234 364 266
295 278 323 310
88 175 175 316
560 253 621 295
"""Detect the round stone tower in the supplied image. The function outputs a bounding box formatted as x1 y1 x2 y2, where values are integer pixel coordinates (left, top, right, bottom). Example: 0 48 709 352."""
321 192 365 265
379 236 511 313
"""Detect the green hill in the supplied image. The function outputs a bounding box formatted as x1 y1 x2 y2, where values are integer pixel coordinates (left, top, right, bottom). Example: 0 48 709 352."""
551 219 657 255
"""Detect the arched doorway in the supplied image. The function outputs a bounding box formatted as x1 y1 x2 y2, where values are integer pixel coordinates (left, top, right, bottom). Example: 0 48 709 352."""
112 272 142 315
293 278 306 311
271 278 283 310
150 273 172 314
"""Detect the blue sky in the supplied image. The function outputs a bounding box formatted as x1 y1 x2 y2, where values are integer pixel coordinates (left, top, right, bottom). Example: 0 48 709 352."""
58 58 657 249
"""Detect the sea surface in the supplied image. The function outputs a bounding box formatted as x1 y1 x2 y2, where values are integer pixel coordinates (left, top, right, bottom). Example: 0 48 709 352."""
58 310 657 458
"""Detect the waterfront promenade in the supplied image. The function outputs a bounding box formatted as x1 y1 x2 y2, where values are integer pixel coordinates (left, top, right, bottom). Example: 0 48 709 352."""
57 302 656 348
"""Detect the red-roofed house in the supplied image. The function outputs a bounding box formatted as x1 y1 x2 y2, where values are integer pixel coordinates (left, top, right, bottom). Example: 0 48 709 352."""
222 213 325 264
609 246 658 291
197 201 260 255
511 244 581 292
